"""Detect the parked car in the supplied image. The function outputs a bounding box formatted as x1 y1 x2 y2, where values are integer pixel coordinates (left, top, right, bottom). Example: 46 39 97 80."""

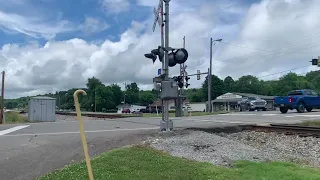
274 89 320 113
139 108 150 113
122 109 131 113
238 97 267 111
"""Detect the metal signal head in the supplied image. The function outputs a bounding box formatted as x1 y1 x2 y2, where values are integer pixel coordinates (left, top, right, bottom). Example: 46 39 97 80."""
144 53 157 63
168 52 177 67
174 48 188 64
311 59 318 66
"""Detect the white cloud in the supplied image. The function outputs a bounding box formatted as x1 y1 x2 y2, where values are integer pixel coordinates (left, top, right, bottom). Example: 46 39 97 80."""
102 0 130 14
80 17 110 34
0 9 80 40
2 0 320 98
216 0 320 80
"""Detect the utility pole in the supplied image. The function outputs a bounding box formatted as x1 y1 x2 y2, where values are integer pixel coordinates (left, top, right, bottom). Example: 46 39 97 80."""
208 38 213 113
162 0 171 130
208 38 222 113
0 71 5 124
94 88 97 112
159 1 165 121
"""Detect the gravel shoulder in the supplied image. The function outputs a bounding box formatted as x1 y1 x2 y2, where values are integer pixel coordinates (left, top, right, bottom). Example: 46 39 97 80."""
149 130 320 167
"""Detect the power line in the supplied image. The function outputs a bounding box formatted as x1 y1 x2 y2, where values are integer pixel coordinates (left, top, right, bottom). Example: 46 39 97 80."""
258 65 311 79
174 32 320 77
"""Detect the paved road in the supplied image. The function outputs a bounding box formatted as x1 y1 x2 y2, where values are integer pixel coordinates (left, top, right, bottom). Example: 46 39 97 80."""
1 110 320 180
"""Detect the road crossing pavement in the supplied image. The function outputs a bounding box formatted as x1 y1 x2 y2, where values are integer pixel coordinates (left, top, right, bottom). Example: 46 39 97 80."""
1 110 320 180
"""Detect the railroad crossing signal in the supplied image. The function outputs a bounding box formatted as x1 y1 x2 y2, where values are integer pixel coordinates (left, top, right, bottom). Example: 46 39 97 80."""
197 70 200 80
152 0 163 32
174 76 184 88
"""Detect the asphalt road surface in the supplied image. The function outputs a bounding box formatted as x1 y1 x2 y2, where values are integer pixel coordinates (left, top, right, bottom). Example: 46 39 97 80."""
1 110 320 180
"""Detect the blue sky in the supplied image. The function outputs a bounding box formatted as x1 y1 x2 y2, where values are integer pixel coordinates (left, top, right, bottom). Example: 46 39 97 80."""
0 0 153 45
0 0 257 46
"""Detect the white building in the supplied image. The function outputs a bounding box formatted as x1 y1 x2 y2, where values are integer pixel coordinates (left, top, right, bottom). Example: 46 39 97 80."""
185 102 206 112
116 104 147 113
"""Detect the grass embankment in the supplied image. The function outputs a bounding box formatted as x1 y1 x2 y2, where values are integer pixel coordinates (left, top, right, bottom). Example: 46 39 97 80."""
4 111 28 124
39 146 320 180
142 111 228 117
299 120 320 127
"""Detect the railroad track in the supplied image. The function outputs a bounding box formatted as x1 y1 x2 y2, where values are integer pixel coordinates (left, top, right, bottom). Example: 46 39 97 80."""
55 112 142 119
251 124 320 137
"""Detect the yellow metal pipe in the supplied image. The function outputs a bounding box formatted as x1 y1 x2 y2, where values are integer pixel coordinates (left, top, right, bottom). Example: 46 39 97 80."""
73 89 94 180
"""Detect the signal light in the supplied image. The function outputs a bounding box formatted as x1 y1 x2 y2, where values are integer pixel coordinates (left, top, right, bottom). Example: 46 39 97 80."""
145 46 189 67
311 59 318 65
185 76 190 88
174 48 188 64
168 52 176 67
173 76 184 88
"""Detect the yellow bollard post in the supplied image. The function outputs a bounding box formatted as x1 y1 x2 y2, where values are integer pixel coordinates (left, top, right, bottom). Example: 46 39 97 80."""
73 90 94 180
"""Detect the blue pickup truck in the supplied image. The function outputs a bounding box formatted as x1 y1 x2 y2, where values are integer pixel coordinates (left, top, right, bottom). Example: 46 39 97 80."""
274 89 320 113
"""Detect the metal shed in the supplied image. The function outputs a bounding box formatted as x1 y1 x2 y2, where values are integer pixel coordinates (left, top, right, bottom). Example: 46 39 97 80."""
28 96 56 122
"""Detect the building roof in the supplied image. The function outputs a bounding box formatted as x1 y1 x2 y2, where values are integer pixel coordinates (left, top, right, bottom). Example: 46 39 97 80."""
232 92 274 100
32 96 55 100
116 104 131 108
212 98 242 103
211 92 274 103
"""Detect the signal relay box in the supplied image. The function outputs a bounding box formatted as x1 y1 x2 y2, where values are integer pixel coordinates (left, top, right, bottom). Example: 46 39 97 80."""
160 79 178 100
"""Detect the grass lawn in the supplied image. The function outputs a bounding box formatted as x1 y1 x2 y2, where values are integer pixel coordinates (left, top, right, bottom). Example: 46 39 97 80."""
142 111 228 117
39 146 320 180
299 120 320 127
4 111 28 124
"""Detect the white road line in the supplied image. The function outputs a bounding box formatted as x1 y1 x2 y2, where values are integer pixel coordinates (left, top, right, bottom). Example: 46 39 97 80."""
0 125 30 136
218 113 256 116
285 115 320 118
0 127 159 137
262 114 277 116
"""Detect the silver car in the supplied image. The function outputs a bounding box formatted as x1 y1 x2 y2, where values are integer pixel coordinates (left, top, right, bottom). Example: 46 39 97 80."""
239 97 267 111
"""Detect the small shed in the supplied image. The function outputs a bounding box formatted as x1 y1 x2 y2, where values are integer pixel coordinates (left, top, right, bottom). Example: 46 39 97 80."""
28 96 56 122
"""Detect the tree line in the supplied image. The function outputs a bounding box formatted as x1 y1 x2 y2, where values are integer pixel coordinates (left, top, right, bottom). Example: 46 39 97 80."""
5 70 320 111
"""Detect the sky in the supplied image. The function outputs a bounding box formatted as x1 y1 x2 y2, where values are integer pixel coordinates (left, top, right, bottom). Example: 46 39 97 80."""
0 0 320 98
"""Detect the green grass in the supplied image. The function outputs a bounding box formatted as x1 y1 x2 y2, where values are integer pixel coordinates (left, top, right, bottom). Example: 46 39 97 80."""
39 146 320 180
142 111 228 117
4 111 28 124
299 120 320 127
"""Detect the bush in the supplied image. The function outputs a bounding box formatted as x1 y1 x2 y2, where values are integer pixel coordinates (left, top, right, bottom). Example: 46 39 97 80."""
5 111 28 123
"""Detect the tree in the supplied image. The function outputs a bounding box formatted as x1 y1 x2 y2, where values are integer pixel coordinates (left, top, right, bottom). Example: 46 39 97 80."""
111 84 123 106
125 82 140 104
96 85 115 110
223 76 234 93
140 91 156 106
202 74 224 100
233 75 260 94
